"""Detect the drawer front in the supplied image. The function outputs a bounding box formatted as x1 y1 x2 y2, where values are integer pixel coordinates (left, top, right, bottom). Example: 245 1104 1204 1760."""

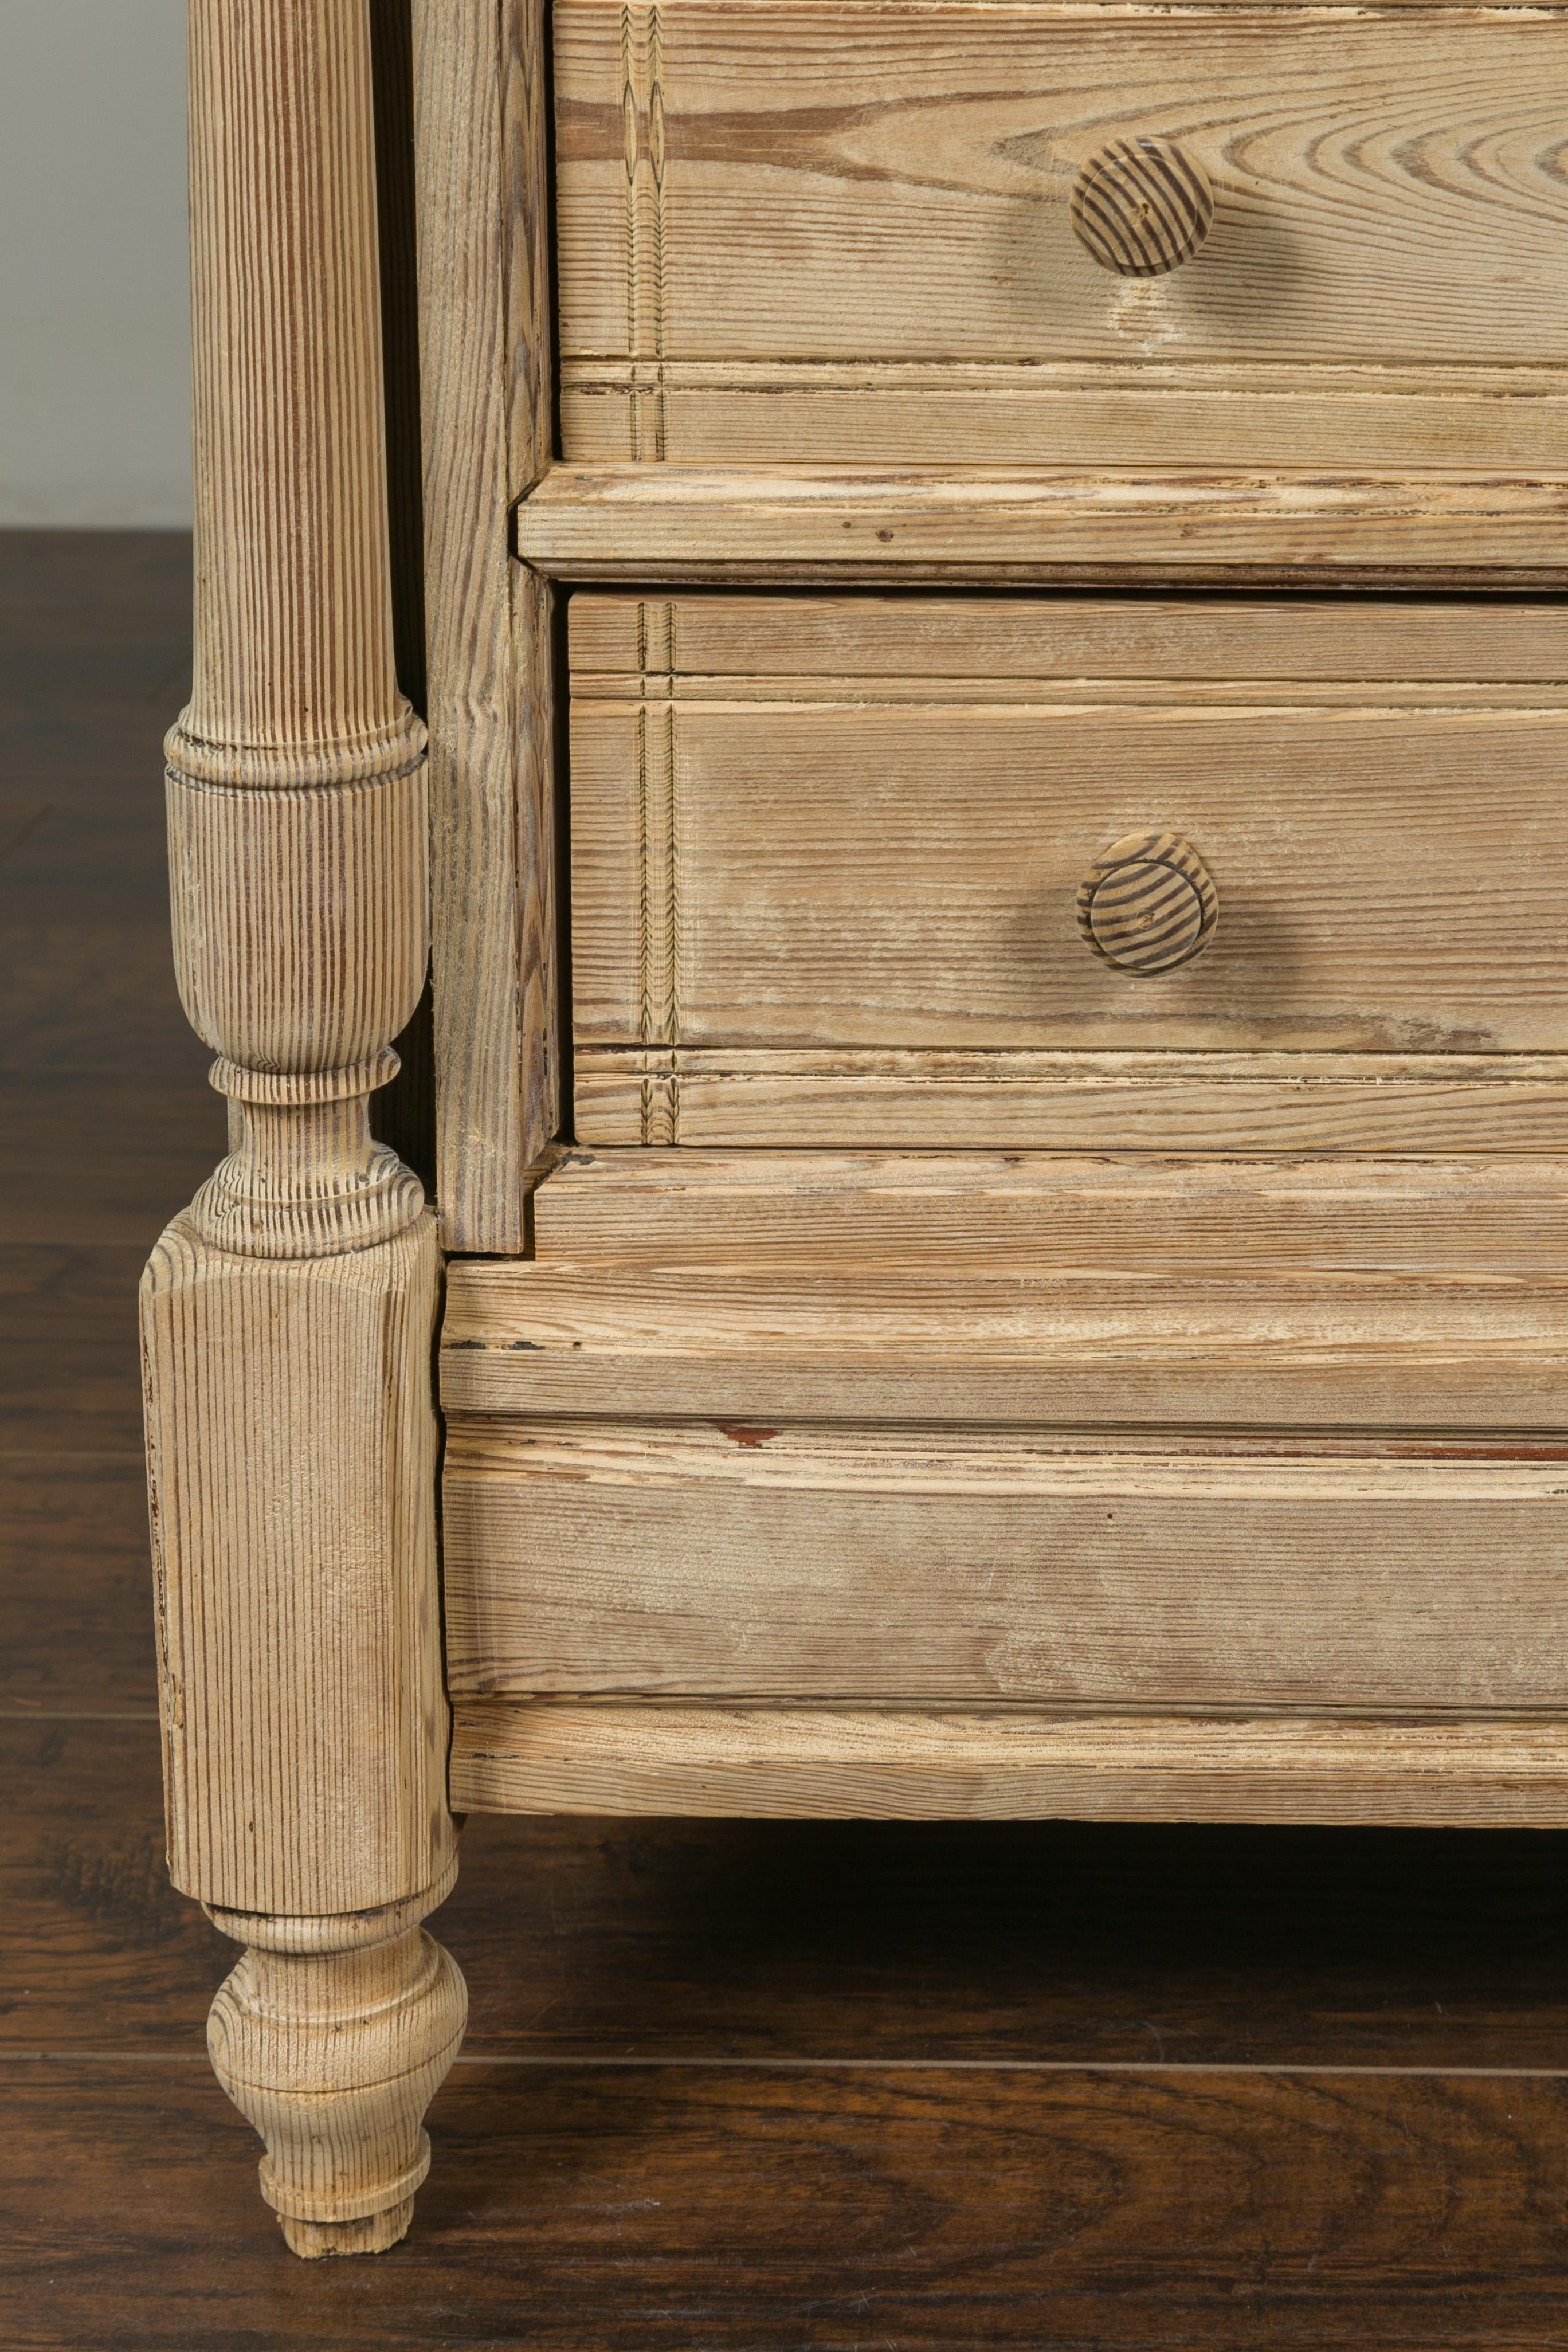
555 0 1568 468
444 1420 1568 1711
569 593 1568 1148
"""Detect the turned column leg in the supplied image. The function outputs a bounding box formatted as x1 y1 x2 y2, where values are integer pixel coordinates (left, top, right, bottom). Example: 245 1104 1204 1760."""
206 1867 467 2258
140 0 462 2255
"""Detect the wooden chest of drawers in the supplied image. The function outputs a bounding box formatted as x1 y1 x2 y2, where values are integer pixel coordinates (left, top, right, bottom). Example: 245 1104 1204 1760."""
141 0 1568 2256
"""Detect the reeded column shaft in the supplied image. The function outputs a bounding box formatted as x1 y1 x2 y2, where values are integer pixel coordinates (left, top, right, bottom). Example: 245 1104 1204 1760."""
140 0 462 2257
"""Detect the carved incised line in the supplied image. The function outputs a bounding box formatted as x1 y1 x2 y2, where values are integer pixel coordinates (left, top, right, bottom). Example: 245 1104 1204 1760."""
636 600 680 1143
621 2 668 459
639 1067 680 1145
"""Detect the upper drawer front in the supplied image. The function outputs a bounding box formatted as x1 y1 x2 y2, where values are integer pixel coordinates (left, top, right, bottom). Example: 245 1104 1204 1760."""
555 1 1568 469
569 593 1568 1148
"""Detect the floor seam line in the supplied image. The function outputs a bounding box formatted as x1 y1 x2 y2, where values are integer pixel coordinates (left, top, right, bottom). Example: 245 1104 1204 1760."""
7 2051 1568 2081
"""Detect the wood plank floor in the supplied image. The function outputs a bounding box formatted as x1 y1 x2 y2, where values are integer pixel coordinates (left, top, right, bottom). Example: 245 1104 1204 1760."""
6 531 1568 2346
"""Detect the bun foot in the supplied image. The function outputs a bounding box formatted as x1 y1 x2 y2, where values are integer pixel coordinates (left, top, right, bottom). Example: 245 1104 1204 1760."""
206 1872 465 2258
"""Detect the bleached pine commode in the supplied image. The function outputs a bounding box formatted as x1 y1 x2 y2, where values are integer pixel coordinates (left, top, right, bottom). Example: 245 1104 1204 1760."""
143 0 1568 2252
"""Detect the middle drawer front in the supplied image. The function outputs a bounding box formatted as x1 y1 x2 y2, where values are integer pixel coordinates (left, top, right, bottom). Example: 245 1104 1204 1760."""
569 592 1568 1151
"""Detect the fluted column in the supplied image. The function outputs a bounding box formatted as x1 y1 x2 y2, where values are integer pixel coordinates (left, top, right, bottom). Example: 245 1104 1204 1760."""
140 0 462 2257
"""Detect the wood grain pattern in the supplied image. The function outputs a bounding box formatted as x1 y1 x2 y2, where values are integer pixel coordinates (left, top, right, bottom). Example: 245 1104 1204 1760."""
443 1249 1568 1429
442 1420 1568 1714
15 2061 1568 2348
2 1465 162 1716
205 1871 466 2258
141 0 461 2253
21 523 1568 2324
567 591 1568 1145
572 1047 1568 1154
1 1244 164 1458
145 1220 450 1911
524 1148 1568 1274
567 587 1568 685
566 593 1568 1143
451 1702 1568 1826
519 464 1568 586
1070 138 1214 277
445 1146 1568 1816
558 362 1568 475
413 0 558 1250
19 1716 1568 2072
554 1 1568 469
618 0 671 461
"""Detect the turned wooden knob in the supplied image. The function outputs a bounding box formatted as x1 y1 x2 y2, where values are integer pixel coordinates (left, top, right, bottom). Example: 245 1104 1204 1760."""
1069 139 1214 277
1077 831 1218 976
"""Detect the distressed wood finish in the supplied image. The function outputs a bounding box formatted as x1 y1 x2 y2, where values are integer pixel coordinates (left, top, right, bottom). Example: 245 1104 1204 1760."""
571 1048 1568 1154
443 1257 1568 1426
450 1703 1568 1827
518 466 1568 586
441 1153 1568 1814
443 1419 1568 1712
554 0 1568 470
413 0 558 1250
146 0 1568 2271
446 1150 1568 1427
567 591 1568 1146
566 590 1568 685
37 538 1568 2335
141 0 461 2256
526 1150 1568 1274
205 1872 467 2257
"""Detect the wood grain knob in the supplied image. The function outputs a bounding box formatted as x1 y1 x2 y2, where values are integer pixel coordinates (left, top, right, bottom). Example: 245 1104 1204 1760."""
1069 139 1214 277
1077 831 1218 976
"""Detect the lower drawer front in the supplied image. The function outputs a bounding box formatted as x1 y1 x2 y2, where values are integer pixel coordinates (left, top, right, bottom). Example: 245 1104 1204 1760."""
442 1422 1568 1711
569 593 1568 1151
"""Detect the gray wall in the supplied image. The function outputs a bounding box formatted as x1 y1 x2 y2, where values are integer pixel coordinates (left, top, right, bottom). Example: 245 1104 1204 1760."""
1 2 190 527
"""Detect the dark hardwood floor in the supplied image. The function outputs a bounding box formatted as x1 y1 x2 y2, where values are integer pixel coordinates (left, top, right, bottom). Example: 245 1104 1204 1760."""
5 531 1568 2348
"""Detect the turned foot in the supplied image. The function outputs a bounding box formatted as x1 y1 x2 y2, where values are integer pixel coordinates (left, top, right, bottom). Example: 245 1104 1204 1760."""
277 2200 417 2260
205 1865 466 2257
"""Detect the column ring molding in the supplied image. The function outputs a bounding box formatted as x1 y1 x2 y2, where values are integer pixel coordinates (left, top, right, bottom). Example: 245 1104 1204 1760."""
165 714 428 794
209 1049 403 1107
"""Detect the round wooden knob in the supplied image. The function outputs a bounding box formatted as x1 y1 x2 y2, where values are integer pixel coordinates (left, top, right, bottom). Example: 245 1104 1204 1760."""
1077 831 1218 977
1069 139 1214 277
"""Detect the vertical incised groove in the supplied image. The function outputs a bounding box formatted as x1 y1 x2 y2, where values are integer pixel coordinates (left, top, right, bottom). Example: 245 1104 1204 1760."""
664 691 680 1046
639 1068 680 1146
636 599 679 1065
621 2 668 460
633 599 679 1146
620 2 639 462
636 698 653 1044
